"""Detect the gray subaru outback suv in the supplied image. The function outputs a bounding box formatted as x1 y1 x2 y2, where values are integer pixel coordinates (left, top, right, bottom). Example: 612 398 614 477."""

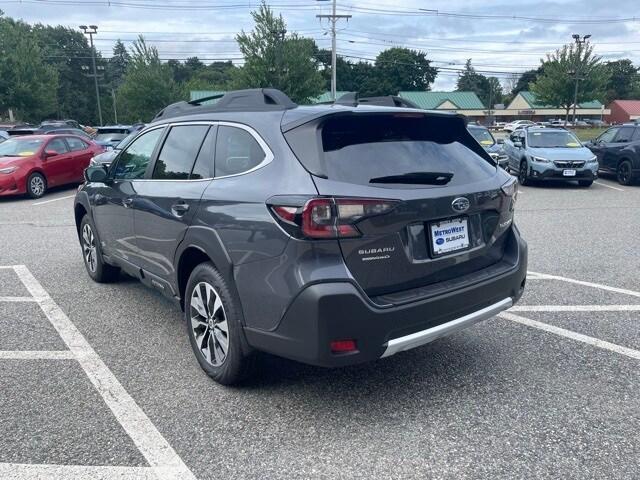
75 89 527 385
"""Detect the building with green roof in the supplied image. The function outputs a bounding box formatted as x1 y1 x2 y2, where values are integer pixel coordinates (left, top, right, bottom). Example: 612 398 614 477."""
499 91 608 121
398 91 485 111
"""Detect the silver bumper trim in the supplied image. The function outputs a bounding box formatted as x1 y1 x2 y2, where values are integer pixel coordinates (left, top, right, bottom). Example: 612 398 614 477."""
380 297 513 358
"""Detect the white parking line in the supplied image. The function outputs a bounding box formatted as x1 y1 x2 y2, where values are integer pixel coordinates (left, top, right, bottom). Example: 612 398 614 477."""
0 296 37 302
1 265 196 480
0 350 76 360
594 181 625 192
0 463 162 480
528 271 640 298
511 305 640 312
500 312 640 361
32 194 76 206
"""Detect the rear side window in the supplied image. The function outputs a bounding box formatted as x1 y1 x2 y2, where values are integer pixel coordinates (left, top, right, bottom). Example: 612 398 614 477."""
314 114 495 187
153 125 209 179
215 126 266 177
633 128 640 141
66 137 88 151
614 127 635 143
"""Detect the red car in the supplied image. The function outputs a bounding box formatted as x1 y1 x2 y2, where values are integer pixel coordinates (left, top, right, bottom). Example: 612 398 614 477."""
0 134 103 199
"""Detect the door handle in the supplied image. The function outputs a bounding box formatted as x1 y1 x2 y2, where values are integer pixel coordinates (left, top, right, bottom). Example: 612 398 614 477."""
171 201 190 217
123 197 134 208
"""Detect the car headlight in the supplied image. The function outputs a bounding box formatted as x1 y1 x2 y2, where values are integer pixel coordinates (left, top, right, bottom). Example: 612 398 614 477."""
531 156 551 163
0 166 18 174
501 177 518 198
587 155 598 163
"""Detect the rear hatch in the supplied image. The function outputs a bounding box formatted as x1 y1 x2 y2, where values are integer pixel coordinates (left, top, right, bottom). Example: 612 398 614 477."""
283 110 517 299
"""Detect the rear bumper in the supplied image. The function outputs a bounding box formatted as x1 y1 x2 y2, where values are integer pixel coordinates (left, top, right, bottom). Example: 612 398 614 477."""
244 229 527 367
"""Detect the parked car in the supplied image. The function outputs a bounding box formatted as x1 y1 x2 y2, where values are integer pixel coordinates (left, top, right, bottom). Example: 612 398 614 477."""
93 125 135 150
585 123 640 185
503 127 598 187
75 88 527 385
44 128 93 140
0 134 103 198
467 124 509 169
503 120 535 132
89 125 146 168
40 119 81 130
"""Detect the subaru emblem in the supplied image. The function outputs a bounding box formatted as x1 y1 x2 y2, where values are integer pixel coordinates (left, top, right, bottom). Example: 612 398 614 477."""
451 197 470 213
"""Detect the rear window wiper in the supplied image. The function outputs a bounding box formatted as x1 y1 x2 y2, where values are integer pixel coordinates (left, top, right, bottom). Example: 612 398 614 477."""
369 171 454 185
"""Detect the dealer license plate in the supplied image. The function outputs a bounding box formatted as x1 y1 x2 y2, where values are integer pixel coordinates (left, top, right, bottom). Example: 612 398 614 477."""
430 217 470 256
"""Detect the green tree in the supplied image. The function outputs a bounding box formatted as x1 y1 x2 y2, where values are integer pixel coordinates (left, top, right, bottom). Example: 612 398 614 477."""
373 47 437 95
456 59 493 107
106 40 131 89
603 59 639 104
0 14 58 122
116 37 183 123
184 61 236 92
234 1 324 103
31 23 97 123
531 42 609 122
511 66 545 96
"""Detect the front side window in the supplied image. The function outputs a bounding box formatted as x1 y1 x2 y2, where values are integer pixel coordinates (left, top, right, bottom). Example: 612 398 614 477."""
598 128 619 144
113 128 163 180
66 137 88 151
527 130 581 148
215 126 266 177
153 125 209 180
46 138 69 154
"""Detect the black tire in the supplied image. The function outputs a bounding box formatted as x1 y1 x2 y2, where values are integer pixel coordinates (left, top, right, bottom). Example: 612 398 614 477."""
617 160 634 186
184 262 255 385
79 215 120 282
578 180 593 187
518 161 530 186
26 172 47 199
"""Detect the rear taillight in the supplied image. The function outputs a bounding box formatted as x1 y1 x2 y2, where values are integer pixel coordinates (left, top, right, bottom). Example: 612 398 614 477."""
270 197 399 239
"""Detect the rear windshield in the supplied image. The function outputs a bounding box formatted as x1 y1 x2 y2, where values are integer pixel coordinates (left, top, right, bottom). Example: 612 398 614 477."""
316 114 495 186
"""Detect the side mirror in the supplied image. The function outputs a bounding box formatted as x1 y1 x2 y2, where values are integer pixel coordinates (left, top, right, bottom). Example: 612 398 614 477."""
497 138 504 145
513 141 522 148
43 150 58 158
84 165 108 183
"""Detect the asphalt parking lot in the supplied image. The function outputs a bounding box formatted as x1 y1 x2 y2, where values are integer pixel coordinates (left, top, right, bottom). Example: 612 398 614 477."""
1 176 639 480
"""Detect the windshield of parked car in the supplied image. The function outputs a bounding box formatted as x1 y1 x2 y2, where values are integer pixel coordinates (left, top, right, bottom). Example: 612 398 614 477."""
95 133 126 142
0 138 44 157
469 127 495 146
528 130 582 148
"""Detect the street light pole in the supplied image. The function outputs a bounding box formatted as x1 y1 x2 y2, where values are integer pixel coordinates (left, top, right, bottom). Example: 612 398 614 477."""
571 33 591 124
80 25 103 126
316 0 351 100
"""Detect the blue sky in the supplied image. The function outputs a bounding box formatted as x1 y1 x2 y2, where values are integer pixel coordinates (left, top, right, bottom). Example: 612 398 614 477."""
2 0 639 91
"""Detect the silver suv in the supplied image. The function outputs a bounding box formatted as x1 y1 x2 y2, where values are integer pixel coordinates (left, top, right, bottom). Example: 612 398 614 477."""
504 127 598 187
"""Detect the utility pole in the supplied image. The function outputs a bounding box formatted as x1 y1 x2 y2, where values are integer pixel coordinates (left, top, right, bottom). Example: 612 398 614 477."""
79 25 103 126
111 88 118 124
570 33 591 124
316 0 351 100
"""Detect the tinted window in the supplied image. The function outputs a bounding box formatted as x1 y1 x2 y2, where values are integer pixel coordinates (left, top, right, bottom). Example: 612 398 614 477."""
191 127 215 179
113 128 163 180
153 125 209 180
633 128 640 141
47 138 68 154
215 126 266 177
66 137 88 151
614 127 635 143
598 128 619 143
316 114 494 187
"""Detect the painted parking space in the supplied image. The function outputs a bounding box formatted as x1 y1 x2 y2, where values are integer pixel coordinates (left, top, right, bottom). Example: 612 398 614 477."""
0 265 196 480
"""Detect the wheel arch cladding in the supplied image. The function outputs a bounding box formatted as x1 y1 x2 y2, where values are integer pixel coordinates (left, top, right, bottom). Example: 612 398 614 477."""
74 204 87 237
177 246 213 308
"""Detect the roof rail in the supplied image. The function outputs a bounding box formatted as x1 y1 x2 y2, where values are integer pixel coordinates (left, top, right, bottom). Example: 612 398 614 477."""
153 88 297 121
358 96 420 109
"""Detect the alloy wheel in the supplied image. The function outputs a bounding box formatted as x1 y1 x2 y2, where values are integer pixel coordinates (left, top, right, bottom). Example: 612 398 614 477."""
82 223 97 273
519 164 527 184
618 162 631 185
190 282 229 367
30 176 45 196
